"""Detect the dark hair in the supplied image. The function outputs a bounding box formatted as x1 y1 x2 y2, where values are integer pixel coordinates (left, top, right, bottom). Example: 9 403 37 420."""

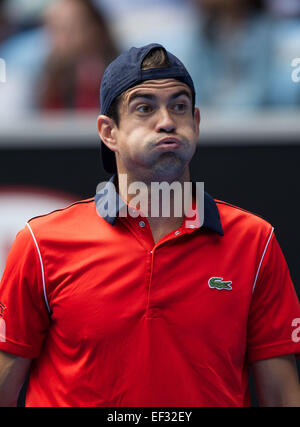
141 47 170 70
105 47 172 125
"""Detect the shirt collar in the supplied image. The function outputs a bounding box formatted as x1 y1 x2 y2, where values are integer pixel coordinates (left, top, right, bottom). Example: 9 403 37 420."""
95 175 223 236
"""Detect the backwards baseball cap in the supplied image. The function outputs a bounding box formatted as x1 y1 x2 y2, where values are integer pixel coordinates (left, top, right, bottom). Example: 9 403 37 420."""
99 43 195 173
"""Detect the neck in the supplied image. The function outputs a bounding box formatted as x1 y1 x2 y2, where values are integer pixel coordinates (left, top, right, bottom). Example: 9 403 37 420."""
117 168 192 221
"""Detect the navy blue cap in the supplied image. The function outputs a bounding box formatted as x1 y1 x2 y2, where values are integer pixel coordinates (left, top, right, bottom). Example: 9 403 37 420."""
99 43 195 173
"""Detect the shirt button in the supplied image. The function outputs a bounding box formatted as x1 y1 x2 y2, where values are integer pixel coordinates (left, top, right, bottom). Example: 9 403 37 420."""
139 221 146 228
174 230 181 235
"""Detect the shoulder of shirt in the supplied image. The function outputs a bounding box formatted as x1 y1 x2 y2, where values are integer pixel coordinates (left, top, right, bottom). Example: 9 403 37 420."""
27 197 95 226
214 199 273 232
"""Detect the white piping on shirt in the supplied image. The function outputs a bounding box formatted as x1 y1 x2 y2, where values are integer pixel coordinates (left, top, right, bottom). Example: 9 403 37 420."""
26 222 50 313
252 227 274 294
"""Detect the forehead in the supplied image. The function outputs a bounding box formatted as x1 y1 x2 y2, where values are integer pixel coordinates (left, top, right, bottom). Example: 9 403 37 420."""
122 78 192 103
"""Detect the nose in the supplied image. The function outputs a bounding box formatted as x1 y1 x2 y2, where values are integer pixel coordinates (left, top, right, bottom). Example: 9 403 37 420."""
155 107 176 133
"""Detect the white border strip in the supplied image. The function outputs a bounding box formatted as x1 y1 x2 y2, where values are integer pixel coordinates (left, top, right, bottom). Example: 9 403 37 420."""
26 223 50 313
1 110 300 147
252 227 274 294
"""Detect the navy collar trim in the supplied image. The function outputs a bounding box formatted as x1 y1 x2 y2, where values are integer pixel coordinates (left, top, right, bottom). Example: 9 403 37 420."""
95 175 223 236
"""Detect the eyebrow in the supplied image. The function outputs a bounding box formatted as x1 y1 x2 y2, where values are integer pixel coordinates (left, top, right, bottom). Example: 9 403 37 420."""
127 89 192 106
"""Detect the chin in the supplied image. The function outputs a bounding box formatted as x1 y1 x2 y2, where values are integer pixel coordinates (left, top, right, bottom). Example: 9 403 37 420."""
151 155 188 181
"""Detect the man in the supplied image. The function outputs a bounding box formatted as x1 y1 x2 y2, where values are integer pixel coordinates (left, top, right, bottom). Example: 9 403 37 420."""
0 43 300 407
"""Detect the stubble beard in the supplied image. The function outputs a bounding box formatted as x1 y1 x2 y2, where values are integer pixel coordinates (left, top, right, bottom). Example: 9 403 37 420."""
120 136 195 184
146 135 195 183
148 151 188 183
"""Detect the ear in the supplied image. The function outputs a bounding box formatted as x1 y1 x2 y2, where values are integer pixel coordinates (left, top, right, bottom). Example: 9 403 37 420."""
97 115 118 153
193 107 201 139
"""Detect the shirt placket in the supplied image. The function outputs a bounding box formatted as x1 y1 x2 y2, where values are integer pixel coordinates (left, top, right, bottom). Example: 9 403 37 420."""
121 213 197 319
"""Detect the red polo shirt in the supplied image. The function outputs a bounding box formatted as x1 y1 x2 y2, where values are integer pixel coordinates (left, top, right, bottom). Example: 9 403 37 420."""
0 178 300 407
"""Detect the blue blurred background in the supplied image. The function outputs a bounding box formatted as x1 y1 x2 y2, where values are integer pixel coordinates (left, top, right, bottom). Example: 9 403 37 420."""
0 0 300 114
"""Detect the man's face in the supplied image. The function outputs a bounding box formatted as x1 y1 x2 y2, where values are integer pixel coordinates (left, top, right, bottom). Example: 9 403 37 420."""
104 78 200 181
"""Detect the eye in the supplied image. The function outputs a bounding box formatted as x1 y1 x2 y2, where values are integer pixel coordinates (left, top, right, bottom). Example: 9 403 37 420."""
172 102 188 112
136 104 153 114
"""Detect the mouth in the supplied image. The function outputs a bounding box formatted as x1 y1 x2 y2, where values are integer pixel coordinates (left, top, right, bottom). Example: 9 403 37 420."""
155 137 182 149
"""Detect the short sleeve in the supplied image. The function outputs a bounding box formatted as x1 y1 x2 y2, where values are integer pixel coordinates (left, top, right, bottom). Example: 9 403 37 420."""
247 230 300 363
0 224 50 358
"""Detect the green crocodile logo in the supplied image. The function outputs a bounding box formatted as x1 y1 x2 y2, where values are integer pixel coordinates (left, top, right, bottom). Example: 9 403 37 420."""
208 277 232 290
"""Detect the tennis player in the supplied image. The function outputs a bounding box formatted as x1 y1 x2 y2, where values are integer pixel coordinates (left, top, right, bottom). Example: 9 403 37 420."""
0 43 300 407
